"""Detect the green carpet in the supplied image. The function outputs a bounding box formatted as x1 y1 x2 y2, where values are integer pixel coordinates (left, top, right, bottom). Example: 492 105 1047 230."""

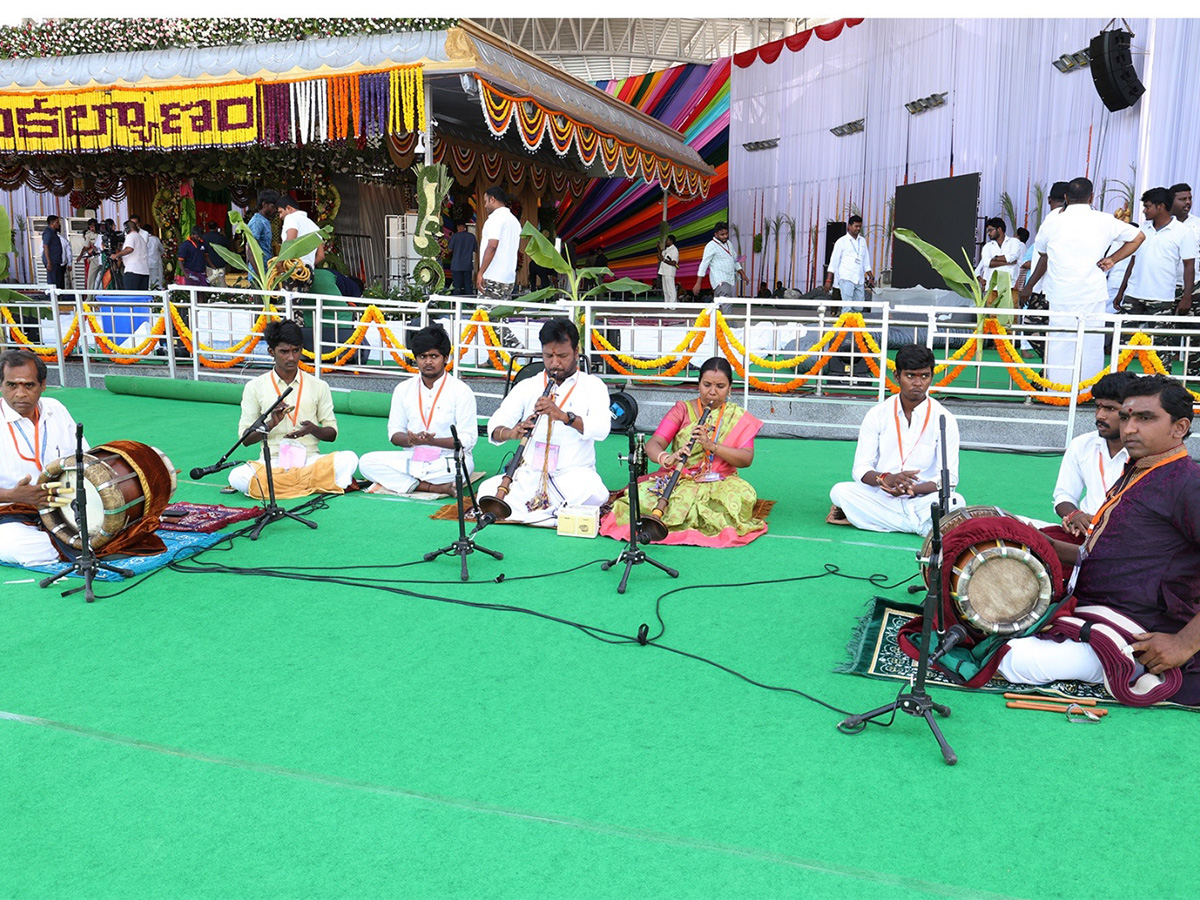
2 385 1197 900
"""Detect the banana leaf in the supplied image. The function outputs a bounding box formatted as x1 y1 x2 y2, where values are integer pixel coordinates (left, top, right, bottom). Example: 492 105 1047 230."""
520 222 571 275
0 204 10 280
581 277 651 300
893 227 978 302
211 242 249 273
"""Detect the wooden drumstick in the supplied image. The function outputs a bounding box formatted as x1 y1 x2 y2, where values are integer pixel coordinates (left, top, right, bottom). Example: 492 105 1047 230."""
1007 701 1108 716
41 481 64 489
1003 692 1098 707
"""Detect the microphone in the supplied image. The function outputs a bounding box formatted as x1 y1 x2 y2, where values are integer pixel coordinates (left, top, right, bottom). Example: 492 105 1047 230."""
929 624 968 665
190 459 238 480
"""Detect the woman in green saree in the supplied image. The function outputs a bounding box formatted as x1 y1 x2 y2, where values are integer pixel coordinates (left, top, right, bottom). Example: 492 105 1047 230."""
601 357 767 547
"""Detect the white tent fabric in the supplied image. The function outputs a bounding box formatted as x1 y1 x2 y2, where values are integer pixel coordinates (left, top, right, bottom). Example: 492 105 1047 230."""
728 18 1195 291
1 185 126 283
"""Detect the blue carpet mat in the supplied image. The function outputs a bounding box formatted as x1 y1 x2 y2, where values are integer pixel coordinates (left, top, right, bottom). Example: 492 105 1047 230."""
2 529 227 582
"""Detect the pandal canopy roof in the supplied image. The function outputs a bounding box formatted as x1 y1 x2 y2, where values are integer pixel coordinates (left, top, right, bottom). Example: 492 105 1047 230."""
0 20 714 199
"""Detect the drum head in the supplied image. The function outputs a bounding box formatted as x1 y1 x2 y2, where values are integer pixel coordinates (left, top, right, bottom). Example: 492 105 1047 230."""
919 505 1010 573
953 541 1052 636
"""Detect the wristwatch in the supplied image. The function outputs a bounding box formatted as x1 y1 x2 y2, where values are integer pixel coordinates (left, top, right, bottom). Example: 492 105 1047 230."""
566 412 577 427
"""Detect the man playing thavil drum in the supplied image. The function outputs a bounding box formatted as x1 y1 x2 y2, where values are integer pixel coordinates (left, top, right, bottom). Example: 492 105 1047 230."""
827 344 965 535
228 320 358 498
1000 375 1200 706
0 349 83 566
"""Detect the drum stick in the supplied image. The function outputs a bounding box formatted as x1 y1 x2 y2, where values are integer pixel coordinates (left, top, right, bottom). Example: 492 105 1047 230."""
1006 701 1108 716
42 481 64 489
1003 692 1098 707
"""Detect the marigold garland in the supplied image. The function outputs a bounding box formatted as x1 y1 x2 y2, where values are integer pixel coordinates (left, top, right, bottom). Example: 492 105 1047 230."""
589 311 711 375
2 306 80 359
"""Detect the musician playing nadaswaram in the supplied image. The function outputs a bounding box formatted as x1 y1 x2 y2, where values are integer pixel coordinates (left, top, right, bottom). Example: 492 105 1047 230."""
601 357 767 546
0 349 83 566
357 324 477 496
1000 376 1200 706
228 320 358 498
827 343 964 535
478 318 611 524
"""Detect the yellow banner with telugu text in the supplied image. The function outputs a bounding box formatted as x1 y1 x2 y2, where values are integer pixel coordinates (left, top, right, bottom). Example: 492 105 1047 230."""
0 81 259 153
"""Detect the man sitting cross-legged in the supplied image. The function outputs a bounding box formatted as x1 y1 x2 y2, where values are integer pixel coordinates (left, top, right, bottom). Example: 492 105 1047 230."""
828 343 965 535
1000 376 1200 706
228 320 358 498
358 324 478 496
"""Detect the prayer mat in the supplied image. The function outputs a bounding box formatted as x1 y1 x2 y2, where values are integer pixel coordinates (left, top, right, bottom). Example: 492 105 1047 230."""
835 596 1112 702
160 502 261 533
430 495 776 526
1 529 227 583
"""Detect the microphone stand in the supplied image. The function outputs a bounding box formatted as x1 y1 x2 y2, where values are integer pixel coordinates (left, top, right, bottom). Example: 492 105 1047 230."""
601 432 679 594
40 424 133 602
423 425 502 581
837 415 957 765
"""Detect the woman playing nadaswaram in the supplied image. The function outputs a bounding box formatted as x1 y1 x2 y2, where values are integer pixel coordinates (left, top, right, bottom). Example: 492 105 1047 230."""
601 357 766 547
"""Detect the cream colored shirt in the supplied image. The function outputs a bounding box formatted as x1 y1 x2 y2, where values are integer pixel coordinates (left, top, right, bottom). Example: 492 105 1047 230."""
238 369 337 459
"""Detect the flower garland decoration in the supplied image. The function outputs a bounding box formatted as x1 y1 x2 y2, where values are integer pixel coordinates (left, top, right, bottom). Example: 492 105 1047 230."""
0 18 456 60
716 316 847 393
409 163 452 293
2 306 80 359
589 311 711 377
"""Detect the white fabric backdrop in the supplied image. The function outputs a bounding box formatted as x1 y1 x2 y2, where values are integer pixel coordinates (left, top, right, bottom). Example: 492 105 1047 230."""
728 18 1196 291
1 185 126 283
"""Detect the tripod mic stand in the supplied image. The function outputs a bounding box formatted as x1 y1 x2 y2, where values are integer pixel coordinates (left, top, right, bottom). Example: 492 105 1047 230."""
601 433 678 594
40 423 133 602
423 425 502 581
837 415 957 765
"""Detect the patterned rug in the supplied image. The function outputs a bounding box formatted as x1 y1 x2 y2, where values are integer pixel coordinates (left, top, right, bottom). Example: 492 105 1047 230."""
160 502 261 533
1 529 228 582
835 596 1113 703
430 494 776 525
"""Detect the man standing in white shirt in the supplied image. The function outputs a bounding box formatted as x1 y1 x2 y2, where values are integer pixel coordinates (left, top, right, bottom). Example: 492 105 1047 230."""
1020 177 1143 388
658 233 680 309
358 325 478 496
0 349 83 566
280 195 323 269
479 319 611 524
827 344 964 535
1115 187 1197 366
476 187 521 300
1170 182 1200 375
975 217 1022 300
823 215 874 312
693 221 748 302
1051 371 1135 538
111 220 150 291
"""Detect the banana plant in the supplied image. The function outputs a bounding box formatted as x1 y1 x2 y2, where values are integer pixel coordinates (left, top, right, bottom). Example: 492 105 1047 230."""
513 222 650 308
894 227 1014 329
211 209 331 293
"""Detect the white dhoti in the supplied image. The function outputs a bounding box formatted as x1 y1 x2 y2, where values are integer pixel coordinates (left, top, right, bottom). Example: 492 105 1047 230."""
358 449 471 494
228 451 359 496
1045 305 1105 390
0 521 60 566
998 635 1105 685
829 481 965 536
477 465 609 524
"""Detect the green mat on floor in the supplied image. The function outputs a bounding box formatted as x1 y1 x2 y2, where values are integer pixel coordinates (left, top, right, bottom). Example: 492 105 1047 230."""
3 384 1198 900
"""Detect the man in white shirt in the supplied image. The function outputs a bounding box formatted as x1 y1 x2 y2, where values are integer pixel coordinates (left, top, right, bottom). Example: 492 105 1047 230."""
1020 177 1143 388
479 319 611 524
228 320 358 497
144 228 165 290
111 220 150 291
827 344 964 535
1051 371 1135 538
1170 182 1200 376
1115 187 1197 366
358 325 478 496
975 217 1022 301
693 221 748 302
280 195 323 269
824 215 874 312
0 349 83 566
476 186 521 301
659 234 680 309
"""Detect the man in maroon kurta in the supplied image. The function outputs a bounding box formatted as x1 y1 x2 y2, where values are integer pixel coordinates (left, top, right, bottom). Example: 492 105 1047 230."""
1000 376 1200 705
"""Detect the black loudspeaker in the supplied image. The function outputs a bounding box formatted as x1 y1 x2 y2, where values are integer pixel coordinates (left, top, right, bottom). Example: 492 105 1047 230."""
824 221 847 270
1089 29 1144 112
